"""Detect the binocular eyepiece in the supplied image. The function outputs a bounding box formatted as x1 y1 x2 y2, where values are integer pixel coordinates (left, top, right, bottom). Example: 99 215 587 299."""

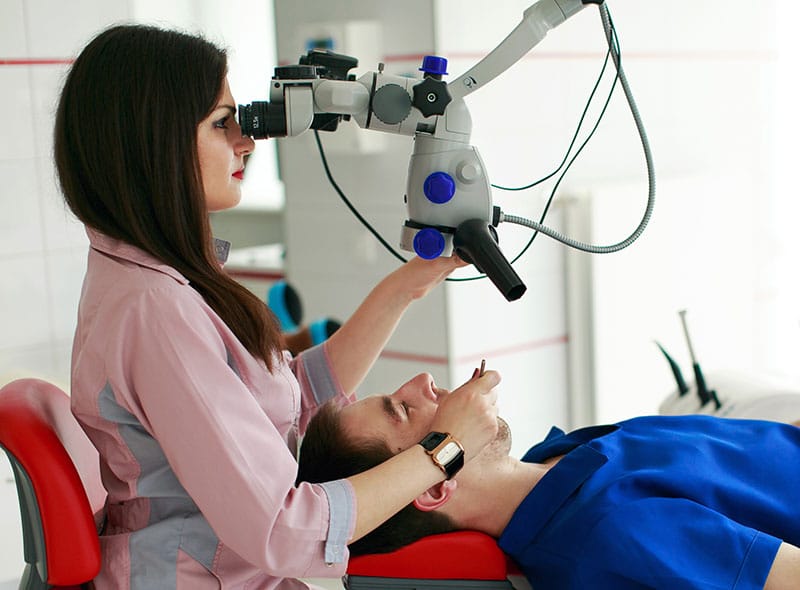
238 102 284 140
238 49 360 140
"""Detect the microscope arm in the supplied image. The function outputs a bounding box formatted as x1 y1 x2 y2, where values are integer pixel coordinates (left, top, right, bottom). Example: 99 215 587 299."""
450 0 597 100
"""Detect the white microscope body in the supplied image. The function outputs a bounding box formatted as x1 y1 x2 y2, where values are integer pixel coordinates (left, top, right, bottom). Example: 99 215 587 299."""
239 0 604 301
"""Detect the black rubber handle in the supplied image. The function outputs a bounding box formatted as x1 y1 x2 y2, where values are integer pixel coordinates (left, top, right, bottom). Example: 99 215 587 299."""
453 219 527 301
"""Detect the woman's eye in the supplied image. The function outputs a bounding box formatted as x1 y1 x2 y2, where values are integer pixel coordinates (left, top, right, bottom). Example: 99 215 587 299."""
214 116 230 129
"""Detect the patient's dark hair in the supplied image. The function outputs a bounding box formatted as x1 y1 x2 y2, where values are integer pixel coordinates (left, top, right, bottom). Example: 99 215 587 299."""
298 402 456 556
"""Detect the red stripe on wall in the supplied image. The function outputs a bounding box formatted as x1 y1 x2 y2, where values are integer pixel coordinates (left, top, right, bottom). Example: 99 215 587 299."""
384 51 776 63
5 49 773 69
380 334 569 366
0 58 73 66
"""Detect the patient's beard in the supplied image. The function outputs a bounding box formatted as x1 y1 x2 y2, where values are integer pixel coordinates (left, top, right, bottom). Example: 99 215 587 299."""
479 417 512 461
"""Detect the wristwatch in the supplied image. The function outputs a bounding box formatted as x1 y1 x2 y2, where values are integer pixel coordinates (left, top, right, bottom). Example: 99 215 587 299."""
419 432 465 479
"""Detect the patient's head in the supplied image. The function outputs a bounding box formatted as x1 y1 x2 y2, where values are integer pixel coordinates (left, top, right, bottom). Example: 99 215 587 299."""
297 373 511 555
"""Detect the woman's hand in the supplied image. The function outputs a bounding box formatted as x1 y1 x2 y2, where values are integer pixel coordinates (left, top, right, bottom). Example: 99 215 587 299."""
390 255 468 302
429 370 501 463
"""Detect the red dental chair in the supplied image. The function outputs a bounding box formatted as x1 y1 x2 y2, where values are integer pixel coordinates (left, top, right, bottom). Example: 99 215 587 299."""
0 379 104 589
345 530 526 589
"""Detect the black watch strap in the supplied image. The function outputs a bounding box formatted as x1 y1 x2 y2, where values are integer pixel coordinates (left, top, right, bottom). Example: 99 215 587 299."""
419 432 465 479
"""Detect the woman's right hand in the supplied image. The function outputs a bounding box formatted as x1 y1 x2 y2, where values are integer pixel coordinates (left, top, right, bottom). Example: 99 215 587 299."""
429 370 501 462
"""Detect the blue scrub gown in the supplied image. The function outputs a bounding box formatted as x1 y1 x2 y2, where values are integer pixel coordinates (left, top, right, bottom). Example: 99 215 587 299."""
498 415 800 589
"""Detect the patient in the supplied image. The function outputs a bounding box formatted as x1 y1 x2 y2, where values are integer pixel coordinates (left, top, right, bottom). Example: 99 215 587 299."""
297 372 800 589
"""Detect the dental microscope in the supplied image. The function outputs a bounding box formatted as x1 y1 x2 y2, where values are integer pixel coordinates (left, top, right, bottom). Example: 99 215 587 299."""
238 0 653 302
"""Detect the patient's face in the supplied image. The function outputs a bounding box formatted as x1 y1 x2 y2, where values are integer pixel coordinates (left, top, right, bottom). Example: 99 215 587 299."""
338 373 449 454
338 373 512 459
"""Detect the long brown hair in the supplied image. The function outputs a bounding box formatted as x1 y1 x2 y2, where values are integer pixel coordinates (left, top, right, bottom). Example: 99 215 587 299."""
297 402 457 555
54 24 282 369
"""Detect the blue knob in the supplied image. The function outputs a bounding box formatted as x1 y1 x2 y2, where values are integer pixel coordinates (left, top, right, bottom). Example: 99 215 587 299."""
423 172 456 204
419 55 448 77
413 228 446 260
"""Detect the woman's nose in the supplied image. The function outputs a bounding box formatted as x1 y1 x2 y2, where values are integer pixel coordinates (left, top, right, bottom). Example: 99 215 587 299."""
236 134 255 156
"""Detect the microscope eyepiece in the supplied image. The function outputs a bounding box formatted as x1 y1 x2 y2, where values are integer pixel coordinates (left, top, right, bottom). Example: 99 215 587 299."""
238 101 287 140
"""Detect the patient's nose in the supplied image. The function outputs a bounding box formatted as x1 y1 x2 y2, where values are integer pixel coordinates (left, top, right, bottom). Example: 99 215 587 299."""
395 373 437 405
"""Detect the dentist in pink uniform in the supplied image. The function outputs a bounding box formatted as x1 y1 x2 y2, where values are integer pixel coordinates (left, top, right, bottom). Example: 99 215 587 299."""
54 24 500 590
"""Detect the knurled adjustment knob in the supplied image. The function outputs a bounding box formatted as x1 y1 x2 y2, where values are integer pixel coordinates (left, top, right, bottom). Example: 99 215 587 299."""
412 77 452 118
372 84 412 125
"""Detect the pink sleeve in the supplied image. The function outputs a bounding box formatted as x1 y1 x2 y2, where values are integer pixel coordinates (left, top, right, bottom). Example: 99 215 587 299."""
113 288 355 577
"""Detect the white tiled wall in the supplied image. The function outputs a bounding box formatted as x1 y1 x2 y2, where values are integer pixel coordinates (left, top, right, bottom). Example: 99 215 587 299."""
0 0 131 388
0 2 132 582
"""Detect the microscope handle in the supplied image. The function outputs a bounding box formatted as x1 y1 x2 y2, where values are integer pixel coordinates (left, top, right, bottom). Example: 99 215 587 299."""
453 219 527 301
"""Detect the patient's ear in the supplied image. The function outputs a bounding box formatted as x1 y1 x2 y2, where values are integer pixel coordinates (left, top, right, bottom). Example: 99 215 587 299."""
413 480 457 512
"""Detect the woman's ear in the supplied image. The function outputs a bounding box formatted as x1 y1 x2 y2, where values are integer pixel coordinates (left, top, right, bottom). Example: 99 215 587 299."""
413 479 458 512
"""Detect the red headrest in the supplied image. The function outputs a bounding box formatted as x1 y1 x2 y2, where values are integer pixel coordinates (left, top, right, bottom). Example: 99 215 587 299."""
347 530 508 580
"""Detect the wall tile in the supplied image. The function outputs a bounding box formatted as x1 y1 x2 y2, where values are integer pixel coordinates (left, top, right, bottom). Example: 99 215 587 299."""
48 339 73 389
0 68 36 160
37 156 87 251
28 64 69 159
0 343 59 385
45 249 87 343
23 0 130 59
0 0 26 57
0 255 51 350
0 158 44 256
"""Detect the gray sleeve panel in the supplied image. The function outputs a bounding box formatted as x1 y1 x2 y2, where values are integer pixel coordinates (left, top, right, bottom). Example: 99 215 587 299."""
318 479 354 564
301 344 342 406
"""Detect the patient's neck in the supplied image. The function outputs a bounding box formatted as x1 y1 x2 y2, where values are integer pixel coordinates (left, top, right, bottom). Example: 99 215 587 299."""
450 456 560 538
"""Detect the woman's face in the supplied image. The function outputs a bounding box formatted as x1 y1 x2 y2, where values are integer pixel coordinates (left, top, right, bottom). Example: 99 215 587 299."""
196 78 255 212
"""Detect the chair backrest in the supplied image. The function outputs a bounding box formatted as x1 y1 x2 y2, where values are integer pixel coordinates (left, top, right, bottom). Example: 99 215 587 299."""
0 379 104 589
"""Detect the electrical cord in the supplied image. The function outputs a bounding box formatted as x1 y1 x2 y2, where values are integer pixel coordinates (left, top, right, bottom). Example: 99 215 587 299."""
500 3 656 254
491 19 616 193
506 11 620 266
313 129 407 263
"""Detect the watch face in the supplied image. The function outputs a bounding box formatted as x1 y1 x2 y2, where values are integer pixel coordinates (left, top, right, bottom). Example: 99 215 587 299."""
435 441 462 464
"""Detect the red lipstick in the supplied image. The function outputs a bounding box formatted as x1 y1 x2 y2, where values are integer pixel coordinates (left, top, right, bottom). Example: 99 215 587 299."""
232 169 244 180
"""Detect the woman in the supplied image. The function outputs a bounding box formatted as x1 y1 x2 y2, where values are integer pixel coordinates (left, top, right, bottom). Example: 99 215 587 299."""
55 24 500 590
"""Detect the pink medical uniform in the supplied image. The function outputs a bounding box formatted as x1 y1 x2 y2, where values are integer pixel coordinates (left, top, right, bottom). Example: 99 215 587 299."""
70 229 356 589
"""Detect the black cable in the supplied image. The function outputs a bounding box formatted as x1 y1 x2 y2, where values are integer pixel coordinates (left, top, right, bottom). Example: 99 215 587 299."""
492 26 615 192
312 130 408 263
509 17 620 265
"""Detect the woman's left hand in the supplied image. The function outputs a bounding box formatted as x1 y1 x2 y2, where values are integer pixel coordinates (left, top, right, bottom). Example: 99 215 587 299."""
392 254 468 301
